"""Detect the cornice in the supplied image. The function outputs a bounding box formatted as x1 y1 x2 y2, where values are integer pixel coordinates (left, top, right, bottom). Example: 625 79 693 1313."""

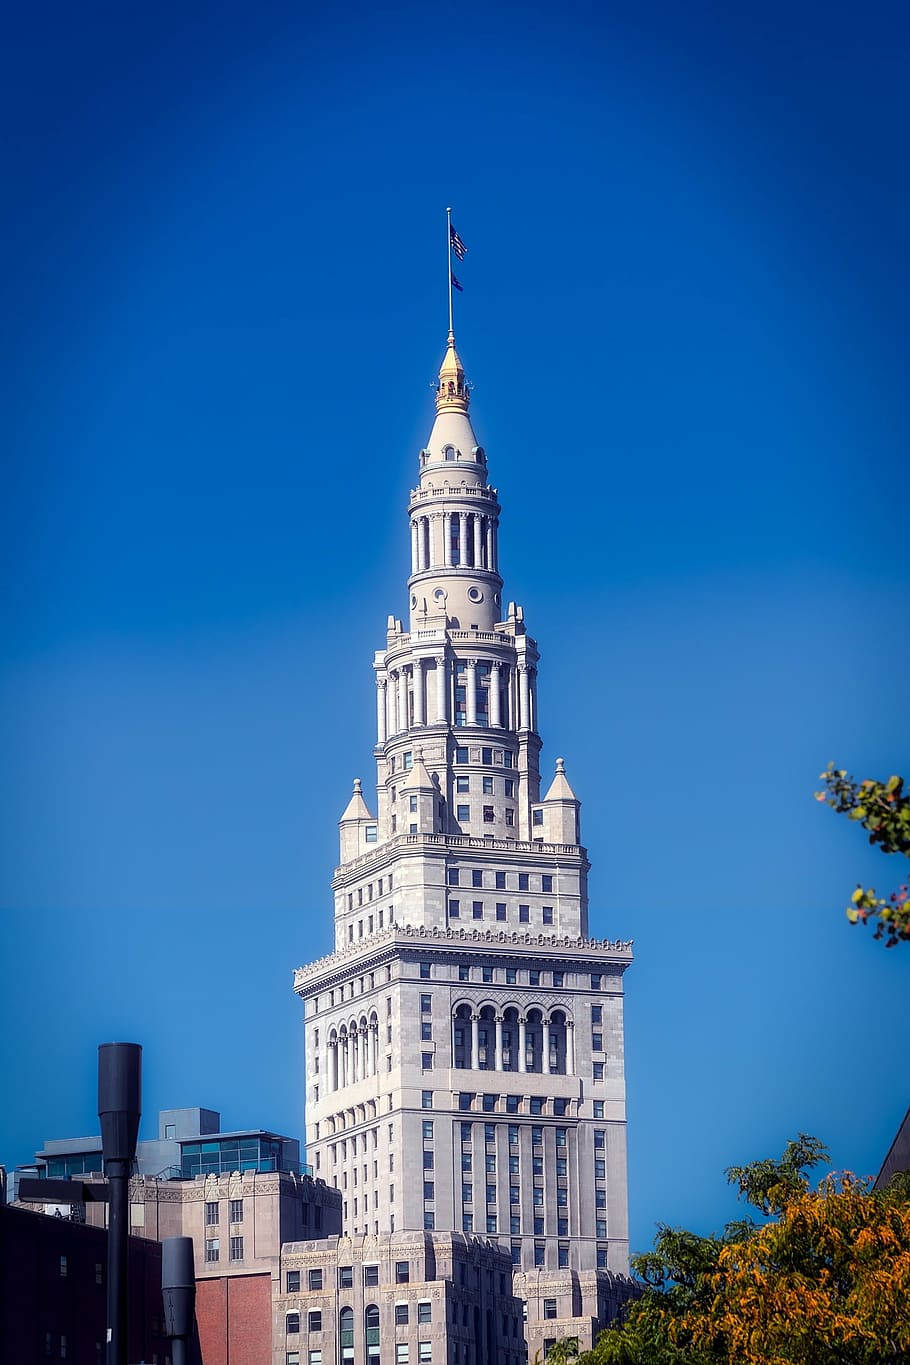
293 925 633 995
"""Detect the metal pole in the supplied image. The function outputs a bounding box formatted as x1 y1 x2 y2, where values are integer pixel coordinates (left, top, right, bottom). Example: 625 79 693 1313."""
162 1236 196 1365
446 205 454 337
98 1043 142 1365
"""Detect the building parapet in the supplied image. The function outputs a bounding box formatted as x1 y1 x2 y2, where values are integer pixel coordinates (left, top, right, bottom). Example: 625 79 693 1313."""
335 830 587 880
293 924 633 992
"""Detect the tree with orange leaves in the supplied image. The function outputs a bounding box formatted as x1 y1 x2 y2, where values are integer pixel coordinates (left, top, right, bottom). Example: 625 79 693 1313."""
578 1135 910 1364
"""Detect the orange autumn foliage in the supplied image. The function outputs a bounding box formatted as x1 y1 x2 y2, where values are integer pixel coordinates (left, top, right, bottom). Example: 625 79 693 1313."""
675 1174 910 1363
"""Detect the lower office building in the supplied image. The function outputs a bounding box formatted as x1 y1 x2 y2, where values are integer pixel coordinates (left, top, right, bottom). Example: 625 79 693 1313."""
275 1231 524 1365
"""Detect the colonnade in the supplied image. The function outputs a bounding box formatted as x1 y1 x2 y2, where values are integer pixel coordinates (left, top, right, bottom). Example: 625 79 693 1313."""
452 1005 575 1075
409 510 497 575
327 1018 380 1091
375 658 537 742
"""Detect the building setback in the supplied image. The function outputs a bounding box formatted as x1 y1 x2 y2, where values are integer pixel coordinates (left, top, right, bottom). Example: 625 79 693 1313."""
294 330 636 1361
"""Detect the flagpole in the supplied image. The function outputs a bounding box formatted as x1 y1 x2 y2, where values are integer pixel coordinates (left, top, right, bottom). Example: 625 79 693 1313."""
446 205 454 337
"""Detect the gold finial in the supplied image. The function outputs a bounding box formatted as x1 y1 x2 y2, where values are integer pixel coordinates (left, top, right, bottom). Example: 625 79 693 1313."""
436 332 470 412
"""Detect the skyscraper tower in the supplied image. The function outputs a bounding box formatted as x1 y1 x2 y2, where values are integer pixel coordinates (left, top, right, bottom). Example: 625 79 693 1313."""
294 327 634 1354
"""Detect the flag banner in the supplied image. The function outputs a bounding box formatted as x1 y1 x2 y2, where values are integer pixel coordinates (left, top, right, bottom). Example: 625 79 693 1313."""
450 226 468 261
451 272 464 292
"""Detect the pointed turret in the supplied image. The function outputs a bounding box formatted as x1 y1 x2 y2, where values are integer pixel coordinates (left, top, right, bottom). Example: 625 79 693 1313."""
532 757 581 846
400 749 443 835
338 778 377 862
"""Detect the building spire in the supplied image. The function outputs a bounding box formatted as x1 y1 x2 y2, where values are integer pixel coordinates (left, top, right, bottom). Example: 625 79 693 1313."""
435 332 470 413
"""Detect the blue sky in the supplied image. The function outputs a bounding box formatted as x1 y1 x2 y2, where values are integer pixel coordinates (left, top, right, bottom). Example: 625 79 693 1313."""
2 0 908 1253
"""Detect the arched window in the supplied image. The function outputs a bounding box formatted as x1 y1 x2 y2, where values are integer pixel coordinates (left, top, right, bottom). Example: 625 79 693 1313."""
443 444 456 460
340 1306 354 1363
365 1304 380 1364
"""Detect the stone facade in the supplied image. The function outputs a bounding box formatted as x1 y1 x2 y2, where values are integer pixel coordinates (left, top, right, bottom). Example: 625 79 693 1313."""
293 332 637 1357
275 1232 523 1365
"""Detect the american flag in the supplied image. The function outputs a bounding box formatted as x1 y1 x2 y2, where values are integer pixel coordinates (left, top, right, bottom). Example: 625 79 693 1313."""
450 225 468 261
451 272 464 292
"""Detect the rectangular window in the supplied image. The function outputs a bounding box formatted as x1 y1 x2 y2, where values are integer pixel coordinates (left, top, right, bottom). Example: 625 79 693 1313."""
482 965 492 982
230 1236 244 1261
594 1100 604 1118
592 1032 603 1051
482 1093 496 1112
461 1120 472 1140
363 1264 379 1286
510 1214 520 1233
597 1219 607 1238
418 1343 432 1363
424 1211 435 1229
554 1098 567 1116
591 973 602 990
534 1242 545 1267
423 1150 434 1169
449 899 460 918
396 1260 410 1283
503 751 513 768
558 1217 569 1236
420 993 432 1012
529 968 539 984
422 1090 433 1108
544 1299 558 1320
457 804 470 822
308 1268 323 1290
204 1239 219 1263
532 808 544 825
455 746 469 763
229 1198 243 1223
462 1213 474 1232
553 970 563 987
308 1310 322 1332
542 873 553 892
420 963 431 980
505 966 516 983
532 1125 543 1144
534 1216 544 1235
403 752 413 769
495 871 506 888
504 809 514 826
496 903 506 921
483 806 495 823
519 905 530 923
421 1051 433 1070
204 1202 219 1226
472 869 483 886
423 1119 434 1139
338 1265 353 1288
592 1004 603 1024
365 824 377 842
505 779 515 797
456 776 470 793
395 1302 410 1325
556 1126 567 1145
597 1244 608 1269
511 1243 522 1265
595 1160 606 1179
518 873 529 891
486 1214 498 1233
448 867 460 884
542 907 554 925
593 1062 605 1080
424 1180 435 1200
473 901 483 919
418 1301 432 1325
59 1255 68 1278
459 1092 474 1111
287 1270 301 1293
482 776 494 795
463 1182 473 1202
421 1020 432 1040
595 1129 606 1149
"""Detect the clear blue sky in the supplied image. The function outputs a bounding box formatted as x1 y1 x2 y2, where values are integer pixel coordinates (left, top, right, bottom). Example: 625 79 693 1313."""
2 0 908 1253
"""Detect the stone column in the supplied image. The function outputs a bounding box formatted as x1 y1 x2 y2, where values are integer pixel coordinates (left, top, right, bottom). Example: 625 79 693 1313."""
489 663 501 728
491 520 498 571
470 1013 480 1070
369 1024 378 1077
376 678 387 745
347 1034 355 1086
518 1018 527 1074
397 667 409 733
518 665 531 731
443 511 453 567
410 521 419 574
486 518 494 569
530 668 538 734
566 1022 575 1075
413 659 424 726
465 659 477 726
472 513 482 568
435 655 448 723
542 1020 551 1074
360 1028 369 1081
458 511 469 565
494 1017 504 1071
329 1042 338 1092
